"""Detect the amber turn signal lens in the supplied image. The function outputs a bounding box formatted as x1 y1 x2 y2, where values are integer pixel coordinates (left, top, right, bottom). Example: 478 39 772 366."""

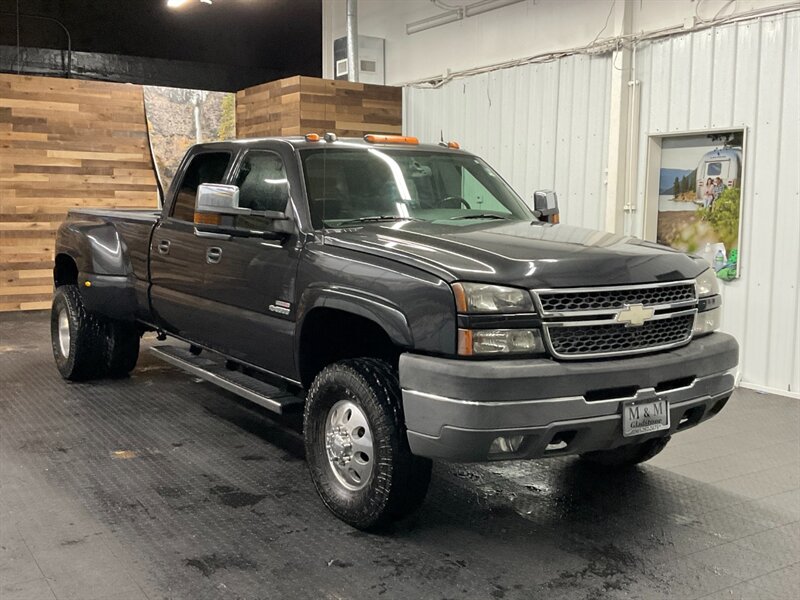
457 329 474 356
364 134 419 145
194 212 221 225
451 282 468 312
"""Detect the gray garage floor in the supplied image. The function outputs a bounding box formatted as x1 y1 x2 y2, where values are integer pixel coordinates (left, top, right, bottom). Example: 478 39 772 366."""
1 311 798 600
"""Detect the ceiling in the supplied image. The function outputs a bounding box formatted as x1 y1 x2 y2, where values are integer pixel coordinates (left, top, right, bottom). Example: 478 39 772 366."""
0 0 322 77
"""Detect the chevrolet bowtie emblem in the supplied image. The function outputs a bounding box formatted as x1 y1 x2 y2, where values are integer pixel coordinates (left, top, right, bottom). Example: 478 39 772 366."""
615 303 655 327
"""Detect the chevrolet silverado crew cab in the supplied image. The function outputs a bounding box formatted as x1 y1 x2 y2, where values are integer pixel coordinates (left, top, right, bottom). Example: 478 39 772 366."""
51 134 739 529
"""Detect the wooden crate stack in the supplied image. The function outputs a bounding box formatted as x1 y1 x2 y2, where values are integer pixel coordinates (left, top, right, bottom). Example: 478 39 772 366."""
0 74 158 312
236 75 402 138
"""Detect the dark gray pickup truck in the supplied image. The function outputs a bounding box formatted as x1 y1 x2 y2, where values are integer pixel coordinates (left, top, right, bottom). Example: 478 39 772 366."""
51 134 738 529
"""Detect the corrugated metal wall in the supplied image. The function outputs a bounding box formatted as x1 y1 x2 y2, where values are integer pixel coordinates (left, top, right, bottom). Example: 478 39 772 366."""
404 53 612 231
403 12 799 396
632 13 800 395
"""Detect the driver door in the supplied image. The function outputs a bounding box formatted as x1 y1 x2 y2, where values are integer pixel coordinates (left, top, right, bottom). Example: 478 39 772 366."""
197 147 301 378
149 150 232 341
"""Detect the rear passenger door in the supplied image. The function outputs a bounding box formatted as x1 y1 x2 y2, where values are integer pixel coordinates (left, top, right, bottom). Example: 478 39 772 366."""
198 148 302 377
149 150 232 341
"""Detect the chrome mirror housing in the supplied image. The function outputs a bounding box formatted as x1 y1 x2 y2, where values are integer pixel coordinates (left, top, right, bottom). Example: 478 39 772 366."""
196 184 251 216
532 190 560 223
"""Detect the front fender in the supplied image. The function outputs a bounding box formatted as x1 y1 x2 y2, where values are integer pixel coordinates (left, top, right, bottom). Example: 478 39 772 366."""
297 286 414 348
56 221 132 276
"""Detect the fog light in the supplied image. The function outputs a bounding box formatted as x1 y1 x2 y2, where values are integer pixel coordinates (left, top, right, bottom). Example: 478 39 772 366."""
693 307 721 337
489 435 525 455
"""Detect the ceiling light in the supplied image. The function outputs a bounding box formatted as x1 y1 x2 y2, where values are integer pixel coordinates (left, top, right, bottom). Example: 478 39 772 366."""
167 0 212 8
406 9 463 35
464 0 526 18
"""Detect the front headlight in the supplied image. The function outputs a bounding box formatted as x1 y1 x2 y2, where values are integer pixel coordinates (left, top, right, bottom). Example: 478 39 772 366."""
695 268 720 298
452 282 535 313
458 328 545 356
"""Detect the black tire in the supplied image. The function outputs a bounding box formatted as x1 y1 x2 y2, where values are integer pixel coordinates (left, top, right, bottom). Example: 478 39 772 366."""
579 435 671 468
304 358 432 530
51 285 108 381
105 320 140 378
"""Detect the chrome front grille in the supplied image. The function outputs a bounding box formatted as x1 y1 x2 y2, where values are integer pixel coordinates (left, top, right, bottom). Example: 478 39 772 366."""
532 280 698 359
535 281 697 316
547 313 695 358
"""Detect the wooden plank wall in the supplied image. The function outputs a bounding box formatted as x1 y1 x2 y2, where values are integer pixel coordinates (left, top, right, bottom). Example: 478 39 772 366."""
1 74 401 312
236 76 402 138
0 74 158 312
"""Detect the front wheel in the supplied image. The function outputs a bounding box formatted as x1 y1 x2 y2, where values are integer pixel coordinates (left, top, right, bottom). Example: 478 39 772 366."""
304 358 432 530
579 436 671 468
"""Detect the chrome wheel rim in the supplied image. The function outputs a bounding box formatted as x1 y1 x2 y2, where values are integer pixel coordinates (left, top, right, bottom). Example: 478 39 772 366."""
324 399 374 491
57 308 70 358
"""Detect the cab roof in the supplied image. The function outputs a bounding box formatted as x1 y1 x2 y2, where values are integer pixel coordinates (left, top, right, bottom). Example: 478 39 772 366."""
191 136 467 154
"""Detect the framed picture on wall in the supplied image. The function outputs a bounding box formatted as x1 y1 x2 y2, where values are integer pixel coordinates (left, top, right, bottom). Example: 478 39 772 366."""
643 129 745 281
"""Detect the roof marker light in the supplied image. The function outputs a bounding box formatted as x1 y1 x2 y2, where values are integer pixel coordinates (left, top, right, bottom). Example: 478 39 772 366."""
364 134 419 145
305 133 320 142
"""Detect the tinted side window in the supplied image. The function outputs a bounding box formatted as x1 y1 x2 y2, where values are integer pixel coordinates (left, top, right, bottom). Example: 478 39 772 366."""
235 151 290 213
171 152 231 222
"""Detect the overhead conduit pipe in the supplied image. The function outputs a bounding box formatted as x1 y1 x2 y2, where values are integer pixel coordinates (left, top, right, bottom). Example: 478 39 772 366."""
0 11 72 78
346 0 359 82
406 0 527 35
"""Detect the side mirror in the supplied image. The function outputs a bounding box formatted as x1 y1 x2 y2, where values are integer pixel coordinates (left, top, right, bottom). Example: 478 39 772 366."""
532 190 560 224
196 183 251 216
194 183 293 242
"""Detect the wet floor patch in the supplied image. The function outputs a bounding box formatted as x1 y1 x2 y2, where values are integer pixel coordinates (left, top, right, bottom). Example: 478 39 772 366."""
184 553 258 577
209 485 267 508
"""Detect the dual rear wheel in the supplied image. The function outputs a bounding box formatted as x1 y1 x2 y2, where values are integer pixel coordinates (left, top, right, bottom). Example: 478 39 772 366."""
51 284 140 381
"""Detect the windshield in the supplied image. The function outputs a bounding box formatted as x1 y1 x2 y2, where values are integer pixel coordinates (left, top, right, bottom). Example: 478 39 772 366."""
299 147 532 228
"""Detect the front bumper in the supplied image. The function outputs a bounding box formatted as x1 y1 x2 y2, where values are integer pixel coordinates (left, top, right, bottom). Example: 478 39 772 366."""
400 332 739 461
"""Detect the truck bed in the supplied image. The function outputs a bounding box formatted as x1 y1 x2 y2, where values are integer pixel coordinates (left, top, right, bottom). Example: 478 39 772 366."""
66 208 161 223
61 208 161 297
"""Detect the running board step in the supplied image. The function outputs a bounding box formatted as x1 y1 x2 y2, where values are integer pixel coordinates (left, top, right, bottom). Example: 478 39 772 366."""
150 345 303 415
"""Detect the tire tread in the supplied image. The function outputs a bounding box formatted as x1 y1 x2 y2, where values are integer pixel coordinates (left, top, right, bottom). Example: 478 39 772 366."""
303 358 432 530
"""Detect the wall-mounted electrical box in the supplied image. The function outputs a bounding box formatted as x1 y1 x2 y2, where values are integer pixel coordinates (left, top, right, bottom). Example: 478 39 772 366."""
333 35 385 85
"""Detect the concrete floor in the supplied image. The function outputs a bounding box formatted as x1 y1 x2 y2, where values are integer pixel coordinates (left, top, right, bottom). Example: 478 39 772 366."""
1 311 798 600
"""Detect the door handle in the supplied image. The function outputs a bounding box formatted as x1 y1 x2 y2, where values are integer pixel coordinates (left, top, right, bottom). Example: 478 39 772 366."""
206 247 222 264
157 239 171 255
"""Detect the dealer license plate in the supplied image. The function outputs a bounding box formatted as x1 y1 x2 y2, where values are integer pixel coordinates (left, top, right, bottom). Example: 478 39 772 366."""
622 398 670 437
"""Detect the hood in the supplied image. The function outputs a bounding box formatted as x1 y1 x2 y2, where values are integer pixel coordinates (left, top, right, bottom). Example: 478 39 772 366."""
323 220 705 288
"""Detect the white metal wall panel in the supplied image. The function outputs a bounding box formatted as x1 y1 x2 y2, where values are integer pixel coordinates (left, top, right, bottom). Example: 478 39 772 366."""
632 13 800 395
404 13 798 396
404 53 612 231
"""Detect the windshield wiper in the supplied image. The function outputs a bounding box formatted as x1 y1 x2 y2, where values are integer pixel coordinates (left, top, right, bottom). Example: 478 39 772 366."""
336 215 420 226
449 213 510 220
